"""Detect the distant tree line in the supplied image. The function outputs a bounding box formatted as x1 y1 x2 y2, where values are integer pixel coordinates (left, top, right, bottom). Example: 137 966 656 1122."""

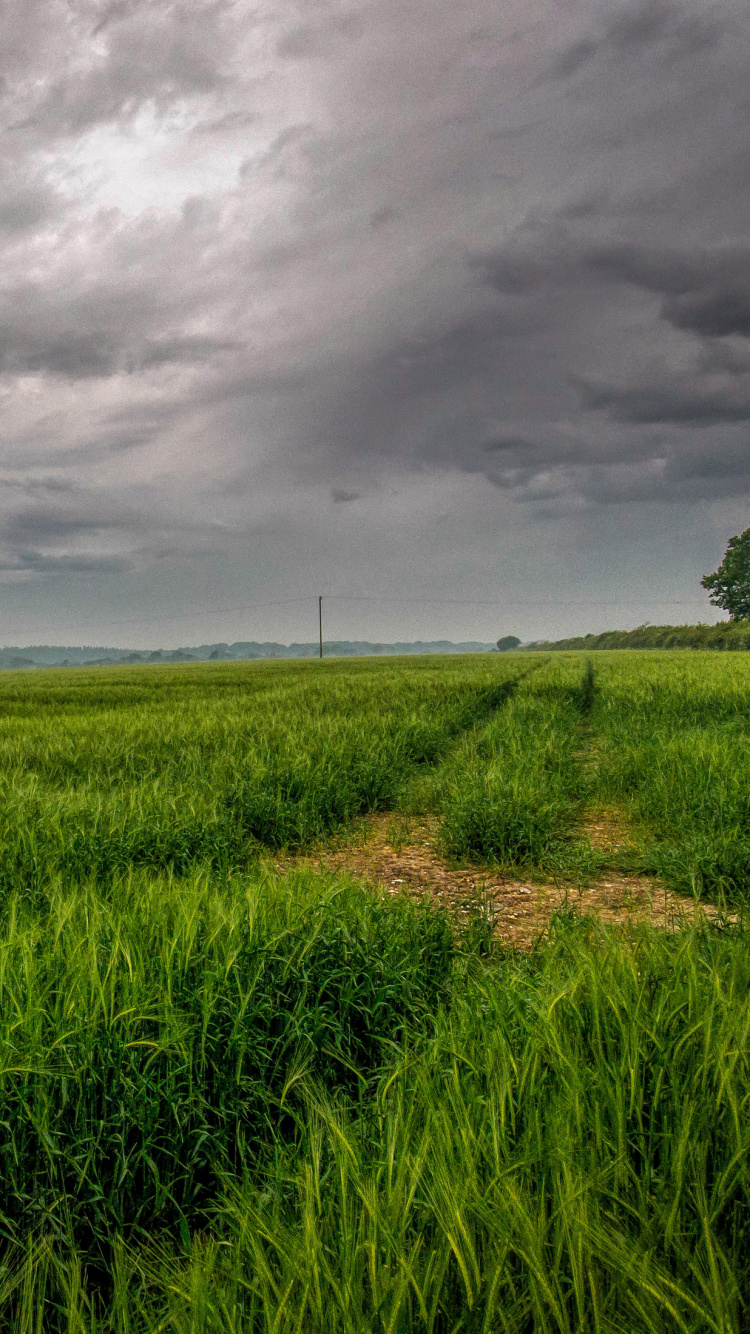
526 623 750 652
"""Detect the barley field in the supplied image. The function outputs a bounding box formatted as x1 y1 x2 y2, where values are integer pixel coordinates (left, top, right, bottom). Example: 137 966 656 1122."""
0 651 749 1331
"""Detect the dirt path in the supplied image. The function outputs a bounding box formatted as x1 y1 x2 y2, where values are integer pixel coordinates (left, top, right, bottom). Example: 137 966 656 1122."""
272 813 735 949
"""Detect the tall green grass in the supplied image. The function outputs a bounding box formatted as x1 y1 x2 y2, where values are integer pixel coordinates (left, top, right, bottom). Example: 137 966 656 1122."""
415 659 593 868
443 650 750 900
588 652 750 900
2 910 749 1332
0 868 453 1256
0 652 747 1329
0 657 523 896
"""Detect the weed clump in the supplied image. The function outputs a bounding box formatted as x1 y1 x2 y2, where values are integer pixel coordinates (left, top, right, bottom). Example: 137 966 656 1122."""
0 870 453 1256
2 905 750 1333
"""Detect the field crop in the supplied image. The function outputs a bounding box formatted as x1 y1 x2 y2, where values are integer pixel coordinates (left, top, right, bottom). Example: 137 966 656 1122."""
432 660 590 867
586 653 750 900
0 651 748 1330
0 656 520 897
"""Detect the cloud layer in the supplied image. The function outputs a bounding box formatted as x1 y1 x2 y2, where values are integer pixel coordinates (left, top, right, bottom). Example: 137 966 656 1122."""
0 0 748 643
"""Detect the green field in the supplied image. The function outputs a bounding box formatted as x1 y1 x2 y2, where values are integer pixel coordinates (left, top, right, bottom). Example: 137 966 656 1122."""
1 652 749 1331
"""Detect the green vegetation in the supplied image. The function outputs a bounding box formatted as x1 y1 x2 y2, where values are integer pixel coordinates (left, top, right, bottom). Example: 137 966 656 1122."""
0 656 518 898
702 524 750 620
0 652 747 1329
593 652 750 900
526 621 750 650
0 870 453 1254
433 661 589 867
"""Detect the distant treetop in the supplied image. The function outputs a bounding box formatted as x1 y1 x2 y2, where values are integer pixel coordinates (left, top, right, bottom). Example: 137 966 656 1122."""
496 635 522 652
702 527 750 621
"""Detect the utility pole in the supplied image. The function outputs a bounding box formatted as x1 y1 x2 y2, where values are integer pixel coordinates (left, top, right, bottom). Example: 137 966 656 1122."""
318 596 323 659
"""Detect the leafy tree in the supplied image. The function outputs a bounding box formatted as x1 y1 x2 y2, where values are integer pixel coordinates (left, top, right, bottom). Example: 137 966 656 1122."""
702 528 750 620
496 635 521 652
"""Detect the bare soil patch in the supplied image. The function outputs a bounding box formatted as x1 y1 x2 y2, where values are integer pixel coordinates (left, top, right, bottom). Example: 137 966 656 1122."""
272 813 735 950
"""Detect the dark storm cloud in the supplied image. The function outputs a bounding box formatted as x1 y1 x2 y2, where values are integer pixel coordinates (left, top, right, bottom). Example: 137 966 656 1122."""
476 237 750 344
576 377 750 425
581 242 750 338
0 0 749 638
667 292 750 339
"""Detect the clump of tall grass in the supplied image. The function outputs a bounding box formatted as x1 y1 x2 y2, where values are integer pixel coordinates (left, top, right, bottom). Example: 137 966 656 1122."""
0 869 453 1256
211 918 750 1333
3 913 749 1332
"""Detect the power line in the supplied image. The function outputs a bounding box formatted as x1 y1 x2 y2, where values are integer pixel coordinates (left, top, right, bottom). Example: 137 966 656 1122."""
92 597 311 630
67 590 711 634
324 595 703 609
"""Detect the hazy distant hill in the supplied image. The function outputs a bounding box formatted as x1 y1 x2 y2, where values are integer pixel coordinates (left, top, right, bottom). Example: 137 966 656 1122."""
524 623 748 651
0 640 497 669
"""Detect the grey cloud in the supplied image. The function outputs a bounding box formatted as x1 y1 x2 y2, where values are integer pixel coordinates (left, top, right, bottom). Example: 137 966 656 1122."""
0 329 122 379
0 549 132 573
466 433 591 498
581 242 700 293
605 1 717 59
136 337 242 370
0 319 239 379
475 235 750 357
576 376 750 425
7 0 236 137
1 511 121 544
548 0 719 82
474 249 554 296
556 191 610 221
191 109 260 137
698 343 750 375
241 124 316 181
665 292 750 339
473 429 750 509
483 436 535 453
369 206 399 228
0 178 61 234
276 13 364 60
101 433 154 454
668 442 750 484
379 306 541 395
331 489 360 503
548 38 598 81
581 242 750 338
0 474 77 495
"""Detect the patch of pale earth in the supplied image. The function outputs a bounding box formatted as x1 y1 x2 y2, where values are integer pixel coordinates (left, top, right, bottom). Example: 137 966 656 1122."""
272 814 737 951
583 807 638 854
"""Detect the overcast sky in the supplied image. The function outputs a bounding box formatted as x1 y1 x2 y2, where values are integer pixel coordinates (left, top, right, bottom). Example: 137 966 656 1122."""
0 0 748 647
